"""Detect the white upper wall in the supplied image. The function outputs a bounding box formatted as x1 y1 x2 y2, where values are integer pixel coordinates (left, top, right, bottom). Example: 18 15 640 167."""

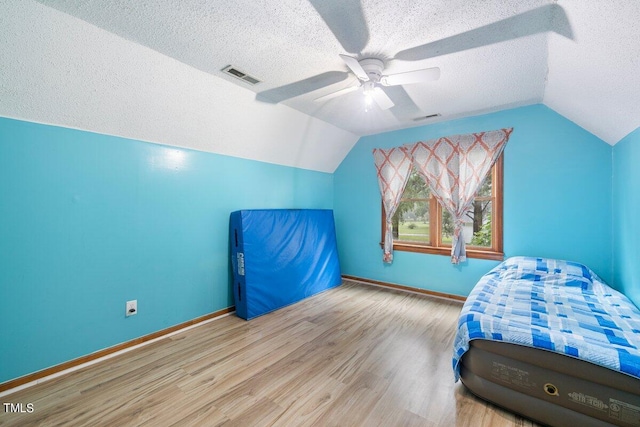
0 0 358 173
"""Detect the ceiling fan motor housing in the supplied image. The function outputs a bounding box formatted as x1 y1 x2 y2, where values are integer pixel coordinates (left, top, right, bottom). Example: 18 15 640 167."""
359 58 385 82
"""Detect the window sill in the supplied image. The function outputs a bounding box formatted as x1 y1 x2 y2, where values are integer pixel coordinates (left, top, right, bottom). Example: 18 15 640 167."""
379 241 504 261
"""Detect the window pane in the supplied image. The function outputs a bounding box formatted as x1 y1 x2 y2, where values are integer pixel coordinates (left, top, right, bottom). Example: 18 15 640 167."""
404 169 431 199
476 171 492 197
442 209 453 244
470 171 493 247
469 200 492 247
441 201 493 247
381 154 502 259
392 200 430 242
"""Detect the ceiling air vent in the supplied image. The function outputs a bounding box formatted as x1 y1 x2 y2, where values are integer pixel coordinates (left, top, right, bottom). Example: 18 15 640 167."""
413 113 441 122
222 65 261 86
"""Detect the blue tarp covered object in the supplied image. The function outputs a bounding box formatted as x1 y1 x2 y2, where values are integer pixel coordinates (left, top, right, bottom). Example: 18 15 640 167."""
230 209 342 320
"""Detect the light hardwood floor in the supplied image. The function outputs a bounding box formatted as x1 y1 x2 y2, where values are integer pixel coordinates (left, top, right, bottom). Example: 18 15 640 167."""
0 281 540 426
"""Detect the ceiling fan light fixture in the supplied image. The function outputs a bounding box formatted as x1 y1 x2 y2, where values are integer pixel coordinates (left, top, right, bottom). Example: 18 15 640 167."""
364 96 373 112
362 82 375 111
363 95 374 112
324 55 437 112
362 81 375 95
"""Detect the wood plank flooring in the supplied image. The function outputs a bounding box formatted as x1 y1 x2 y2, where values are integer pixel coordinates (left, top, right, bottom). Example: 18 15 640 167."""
0 281 540 426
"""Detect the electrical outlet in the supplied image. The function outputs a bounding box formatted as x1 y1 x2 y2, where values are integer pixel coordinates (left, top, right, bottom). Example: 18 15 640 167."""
126 300 137 317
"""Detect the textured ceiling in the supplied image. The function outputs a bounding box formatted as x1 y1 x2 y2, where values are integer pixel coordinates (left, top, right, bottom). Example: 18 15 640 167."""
544 0 640 144
33 0 560 136
1 1 640 172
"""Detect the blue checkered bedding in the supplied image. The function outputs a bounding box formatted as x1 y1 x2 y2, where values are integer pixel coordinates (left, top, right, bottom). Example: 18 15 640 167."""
453 256 640 381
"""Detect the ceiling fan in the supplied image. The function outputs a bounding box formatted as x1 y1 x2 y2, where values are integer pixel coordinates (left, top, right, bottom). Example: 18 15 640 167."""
256 2 572 117
314 55 441 110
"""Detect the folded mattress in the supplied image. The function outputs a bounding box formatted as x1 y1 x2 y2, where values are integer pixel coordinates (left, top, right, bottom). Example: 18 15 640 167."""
230 209 342 320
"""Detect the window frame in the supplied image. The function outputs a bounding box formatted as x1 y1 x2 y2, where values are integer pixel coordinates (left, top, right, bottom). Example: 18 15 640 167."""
380 155 504 261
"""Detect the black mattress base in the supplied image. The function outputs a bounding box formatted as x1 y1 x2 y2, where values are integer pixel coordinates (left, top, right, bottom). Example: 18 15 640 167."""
460 340 640 427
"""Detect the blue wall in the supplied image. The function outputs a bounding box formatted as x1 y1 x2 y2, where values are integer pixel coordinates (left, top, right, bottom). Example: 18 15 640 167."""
0 117 333 384
1 104 628 385
334 105 613 297
613 127 640 308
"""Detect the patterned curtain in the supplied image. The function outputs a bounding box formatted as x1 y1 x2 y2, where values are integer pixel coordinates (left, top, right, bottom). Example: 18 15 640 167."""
405 128 513 264
373 147 413 263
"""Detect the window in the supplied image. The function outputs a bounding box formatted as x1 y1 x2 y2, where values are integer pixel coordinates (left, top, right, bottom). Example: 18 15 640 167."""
381 155 503 260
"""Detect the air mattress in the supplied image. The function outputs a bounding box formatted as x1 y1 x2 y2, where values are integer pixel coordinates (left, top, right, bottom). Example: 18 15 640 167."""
461 340 640 427
453 256 640 426
229 209 341 320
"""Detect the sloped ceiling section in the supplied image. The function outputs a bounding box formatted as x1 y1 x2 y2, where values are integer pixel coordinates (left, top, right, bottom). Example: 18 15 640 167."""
545 0 640 144
0 0 358 173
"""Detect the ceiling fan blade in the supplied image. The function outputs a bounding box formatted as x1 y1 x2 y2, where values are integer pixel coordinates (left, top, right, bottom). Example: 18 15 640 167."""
314 84 360 103
381 67 440 86
395 4 573 61
371 87 394 110
256 71 349 104
308 0 369 54
383 85 424 120
340 54 369 81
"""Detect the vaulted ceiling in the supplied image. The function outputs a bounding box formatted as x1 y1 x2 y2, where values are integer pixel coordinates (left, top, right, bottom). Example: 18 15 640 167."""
1 1 639 172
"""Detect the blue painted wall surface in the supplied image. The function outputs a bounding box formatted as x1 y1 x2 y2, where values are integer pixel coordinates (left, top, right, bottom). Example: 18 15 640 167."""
334 105 612 297
0 117 333 384
613 127 640 308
